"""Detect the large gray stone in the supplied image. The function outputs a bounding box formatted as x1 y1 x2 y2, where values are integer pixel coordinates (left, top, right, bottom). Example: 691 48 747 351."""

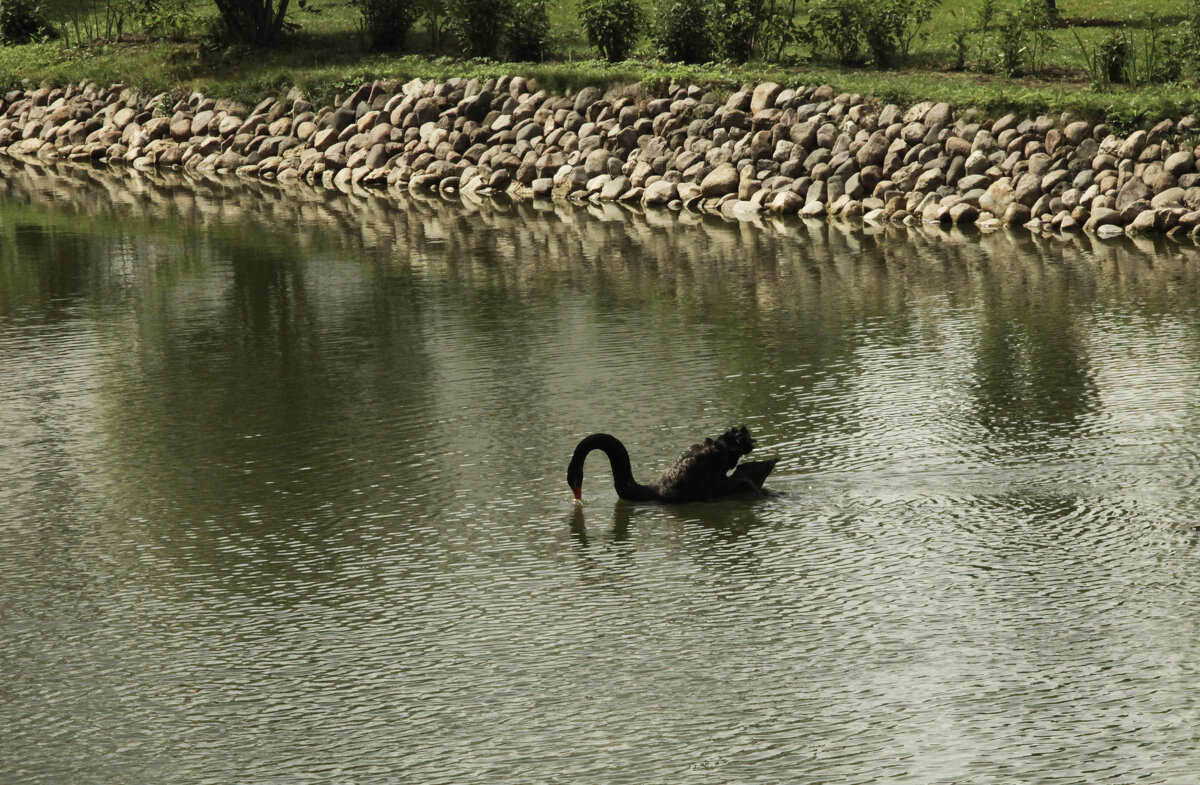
750 82 783 114
979 179 1015 216
856 131 889 168
700 163 739 197
642 179 677 205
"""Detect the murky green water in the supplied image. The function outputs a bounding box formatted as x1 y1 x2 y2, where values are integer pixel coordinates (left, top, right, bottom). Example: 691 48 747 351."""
3 159 1200 784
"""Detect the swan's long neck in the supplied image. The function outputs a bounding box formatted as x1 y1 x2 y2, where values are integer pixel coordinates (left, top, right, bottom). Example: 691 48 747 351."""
569 434 657 501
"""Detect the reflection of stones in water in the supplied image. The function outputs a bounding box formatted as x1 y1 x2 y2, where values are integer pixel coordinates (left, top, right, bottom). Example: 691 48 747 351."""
3 158 1200 314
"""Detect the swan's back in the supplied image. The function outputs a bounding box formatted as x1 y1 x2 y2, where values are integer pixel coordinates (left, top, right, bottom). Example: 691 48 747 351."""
655 426 769 502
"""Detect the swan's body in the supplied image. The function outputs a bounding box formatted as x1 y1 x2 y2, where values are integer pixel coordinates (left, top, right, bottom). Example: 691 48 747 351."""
566 426 776 503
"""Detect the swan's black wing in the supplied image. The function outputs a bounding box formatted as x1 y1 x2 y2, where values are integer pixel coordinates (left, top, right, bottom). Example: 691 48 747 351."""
654 426 757 502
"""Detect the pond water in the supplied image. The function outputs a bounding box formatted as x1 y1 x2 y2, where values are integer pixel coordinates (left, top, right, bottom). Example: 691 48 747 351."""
3 160 1200 784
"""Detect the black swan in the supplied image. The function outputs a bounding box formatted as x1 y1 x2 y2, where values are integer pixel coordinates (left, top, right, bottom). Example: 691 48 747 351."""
566 425 777 503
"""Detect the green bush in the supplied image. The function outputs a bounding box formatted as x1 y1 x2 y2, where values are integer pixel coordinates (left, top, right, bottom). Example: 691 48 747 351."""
710 0 754 62
506 0 549 60
860 0 940 68
0 0 53 44
653 0 713 63
803 0 865 65
448 0 513 58
361 0 418 50
578 0 643 61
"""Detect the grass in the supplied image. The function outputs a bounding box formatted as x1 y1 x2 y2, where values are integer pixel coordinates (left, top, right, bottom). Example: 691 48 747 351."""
0 0 1198 126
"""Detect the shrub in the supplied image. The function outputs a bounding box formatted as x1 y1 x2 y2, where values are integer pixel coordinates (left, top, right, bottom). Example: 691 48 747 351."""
417 0 449 50
860 0 941 68
0 0 53 44
653 0 713 63
447 0 513 58
506 0 549 60
578 0 643 61
361 0 418 50
710 0 754 62
804 0 865 65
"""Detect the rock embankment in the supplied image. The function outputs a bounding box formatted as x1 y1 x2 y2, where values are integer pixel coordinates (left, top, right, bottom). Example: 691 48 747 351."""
3 77 1200 238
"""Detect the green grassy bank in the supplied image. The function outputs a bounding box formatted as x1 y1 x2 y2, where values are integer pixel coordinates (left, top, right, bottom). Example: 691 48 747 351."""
2 0 1200 128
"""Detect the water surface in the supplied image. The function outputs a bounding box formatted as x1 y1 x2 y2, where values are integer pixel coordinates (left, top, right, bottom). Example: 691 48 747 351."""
3 160 1200 783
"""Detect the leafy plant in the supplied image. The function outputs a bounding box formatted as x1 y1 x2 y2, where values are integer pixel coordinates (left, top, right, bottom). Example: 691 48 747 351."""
1184 0 1200 75
1074 15 1182 88
447 0 513 57
653 0 713 63
710 0 755 62
803 0 864 65
505 0 548 60
750 0 802 63
996 9 1024 75
361 0 418 50
1017 0 1055 74
860 0 941 68
578 0 643 61
0 0 54 44
417 0 448 50
951 26 969 70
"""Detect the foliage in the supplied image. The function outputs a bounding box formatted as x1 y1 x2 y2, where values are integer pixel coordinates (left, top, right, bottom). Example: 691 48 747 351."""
951 25 969 69
653 0 713 63
748 0 802 63
361 0 418 50
1073 14 1182 88
968 0 1052 76
1184 0 1200 75
1016 0 1055 74
0 0 54 44
505 0 548 60
212 0 292 44
447 0 512 58
803 0 937 67
803 0 864 65
578 0 643 61
416 0 448 50
709 0 754 62
138 0 199 40
860 0 941 68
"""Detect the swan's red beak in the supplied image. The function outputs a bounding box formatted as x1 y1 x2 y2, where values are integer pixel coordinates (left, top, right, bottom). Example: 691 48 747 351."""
570 484 582 501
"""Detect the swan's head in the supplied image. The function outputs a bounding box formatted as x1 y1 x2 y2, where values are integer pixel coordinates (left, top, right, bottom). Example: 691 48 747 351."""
566 462 583 501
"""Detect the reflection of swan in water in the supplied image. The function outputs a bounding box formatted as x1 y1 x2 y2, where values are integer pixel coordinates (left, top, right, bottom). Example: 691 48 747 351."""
567 426 776 503
569 505 632 547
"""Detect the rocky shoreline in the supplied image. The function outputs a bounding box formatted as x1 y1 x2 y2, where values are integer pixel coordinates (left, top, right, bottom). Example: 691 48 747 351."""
3 77 1200 239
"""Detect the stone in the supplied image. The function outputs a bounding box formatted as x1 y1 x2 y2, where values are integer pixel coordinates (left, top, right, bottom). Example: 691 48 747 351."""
769 190 803 213
190 109 214 136
750 82 783 114
856 131 889 168
598 175 628 200
925 102 953 127
1116 130 1148 160
642 179 677 205
1084 206 1123 232
949 202 979 224
1116 179 1152 211
979 179 1015 216
1063 121 1091 146
1002 202 1031 224
1165 150 1195 178
573 86 603 115
1013 172 1042 206
700 163 739 197
583 147 610 176
1041 169 1071 192
1151 187 1186 208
